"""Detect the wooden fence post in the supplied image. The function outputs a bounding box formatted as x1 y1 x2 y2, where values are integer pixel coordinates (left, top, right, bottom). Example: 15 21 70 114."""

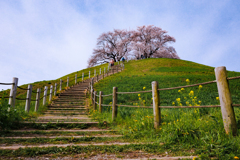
54 83 57 96
89 71 90 78
99 91 103 113
67 77 69 87
49 85 53 102
35 88 41 112
152 81 161 129
215 66 237 135
75 74 77 84
112 87 118 121
93 91 97 110
25 84 32 113
60 79 62 91
43 86 48 106
82 72 84 82
8 77 18 108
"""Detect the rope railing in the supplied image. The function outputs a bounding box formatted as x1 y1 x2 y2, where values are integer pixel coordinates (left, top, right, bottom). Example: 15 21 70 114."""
227 76 240 80
158 80 217 91
117 104 152 108
16 97 27 100
0 82 14 85
101 104 112 107
117 90 152 94
0 96 11 98
17 86 30 90
159 105 221 109
102 94 113 97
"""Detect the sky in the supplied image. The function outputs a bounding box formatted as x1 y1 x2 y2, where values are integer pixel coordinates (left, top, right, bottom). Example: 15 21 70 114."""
1 0 240 90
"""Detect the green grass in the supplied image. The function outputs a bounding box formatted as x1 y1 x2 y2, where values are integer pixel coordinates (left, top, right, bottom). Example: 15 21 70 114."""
0 63 109 120
91 58 240 159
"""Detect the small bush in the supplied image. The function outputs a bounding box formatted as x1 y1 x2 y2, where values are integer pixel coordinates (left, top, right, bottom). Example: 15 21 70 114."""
0 95 24 130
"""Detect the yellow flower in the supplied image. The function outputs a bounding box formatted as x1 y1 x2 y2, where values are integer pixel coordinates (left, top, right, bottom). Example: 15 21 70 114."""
234 156 239 160
143 87 146 90
181 88 184 91
199 101 201 104
199 85 202 89
172 102 175 106
139 97 141 100
186 101 189 105
194 96 197 99
216 97 219 100
143 100 145 103
176 98 181 102
186 79 190 83
138 94 140 97
193 157 196 160
189 90 194 96
178 90 181 93
142 122 144 125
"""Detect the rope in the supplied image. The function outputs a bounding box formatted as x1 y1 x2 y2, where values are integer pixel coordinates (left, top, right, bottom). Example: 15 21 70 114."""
117 104 152 108
16 97 27 100
0 83 14 85
17 86 29 90
95 102 99 105
102 94 113 97
233 104 240 107
101 104 112 107
158 80 216 91
117 90 152 94
159 105 220 109
0 96 10 98
227 76 240 80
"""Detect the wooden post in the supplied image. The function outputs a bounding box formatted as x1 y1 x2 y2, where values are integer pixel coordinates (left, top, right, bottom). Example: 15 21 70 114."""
112 87 118 121
104 68 106 75
8 77 18 108
75 74 77 84
215 66 237 135
43 86 48 106
93 91 97 110
99 91 103 113
49 85 53 102
152 81 161 129
82 72 84 82
94 69 96 77
54 83 57 96
60 79 62 91
89 71 90 78
35 88 41 112
67 77 69 87
25 84 32 113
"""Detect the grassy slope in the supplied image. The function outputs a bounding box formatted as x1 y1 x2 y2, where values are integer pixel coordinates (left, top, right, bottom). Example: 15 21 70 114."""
92 58 240 159
0 63 109 115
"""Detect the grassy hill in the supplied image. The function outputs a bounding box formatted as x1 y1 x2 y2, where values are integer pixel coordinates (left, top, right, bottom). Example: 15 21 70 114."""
91 58 240 159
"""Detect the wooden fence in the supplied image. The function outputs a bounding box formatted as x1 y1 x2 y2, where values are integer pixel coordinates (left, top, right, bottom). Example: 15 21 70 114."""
0 63 124 113
90 66 240 136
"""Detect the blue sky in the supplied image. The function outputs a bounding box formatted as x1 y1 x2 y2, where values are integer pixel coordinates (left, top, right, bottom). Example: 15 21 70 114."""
1 0 240 90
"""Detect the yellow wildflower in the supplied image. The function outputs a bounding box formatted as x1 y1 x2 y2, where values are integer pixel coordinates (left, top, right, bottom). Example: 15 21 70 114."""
189 90 194 96
181 88 184 91
234 156 239 160
138 94 140 97
194 96 197 99
176 98 181 102
199 101 201 104
216 97 219 100
139 97 141 100
142 122 144 125
143 87 146 90
143 100 145 103
199 85 202 89
178 90 181 93
172 102 175 106
186 79 190 83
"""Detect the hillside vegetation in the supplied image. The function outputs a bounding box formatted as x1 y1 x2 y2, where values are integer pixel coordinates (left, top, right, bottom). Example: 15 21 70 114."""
92 58 240 159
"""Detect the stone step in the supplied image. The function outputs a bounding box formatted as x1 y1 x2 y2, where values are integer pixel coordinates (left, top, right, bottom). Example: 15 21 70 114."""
11 129 115 132
22 121 98 124
53 102 84 104
37 115 89 119
49 105 85 108
0 135 122 139
0 142 145 150
43 112 87 115
48 107 86 110
33 119 96 122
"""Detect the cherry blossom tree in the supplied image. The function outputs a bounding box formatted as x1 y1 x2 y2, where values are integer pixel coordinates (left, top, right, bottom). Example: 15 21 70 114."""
131 25 179 59
88 29 132 67
88 25 179 67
